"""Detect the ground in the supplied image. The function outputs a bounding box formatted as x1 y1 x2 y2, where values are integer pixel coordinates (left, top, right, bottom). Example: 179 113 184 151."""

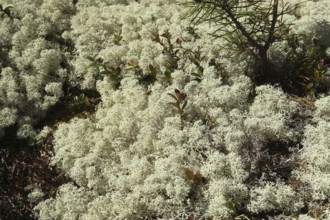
0 87 100 220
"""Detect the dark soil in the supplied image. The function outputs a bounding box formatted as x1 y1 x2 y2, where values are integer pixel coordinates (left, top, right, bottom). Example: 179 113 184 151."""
0 87 101 220
0 136 70 220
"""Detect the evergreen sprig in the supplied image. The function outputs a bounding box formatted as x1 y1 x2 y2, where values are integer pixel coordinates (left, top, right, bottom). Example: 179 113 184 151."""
180 0 297 83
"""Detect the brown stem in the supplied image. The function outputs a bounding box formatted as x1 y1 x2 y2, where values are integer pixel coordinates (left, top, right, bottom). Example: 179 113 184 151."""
203 0 264 53
264 0 279 50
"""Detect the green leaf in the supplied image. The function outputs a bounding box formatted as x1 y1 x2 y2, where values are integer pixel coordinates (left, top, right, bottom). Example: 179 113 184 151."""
192 77 202 83
167 93 177 100
306 82 314 90
169 102 179 108
149 64 156 74
164 69 172 79
125 65 136 71
182 100 188 110
226 201 236 212
88 63 99 69
96 57 103 63
1 5 13 19
86 56 96 62
191 72 201 77
100 70 112 75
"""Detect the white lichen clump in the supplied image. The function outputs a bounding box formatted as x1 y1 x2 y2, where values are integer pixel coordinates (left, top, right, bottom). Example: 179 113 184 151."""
0 0 75 139
0 0 329 219
248 181 303 214
35 73 302 219
33 0 330 219
27 186 45 204
244 85 298 141
294 96 330 201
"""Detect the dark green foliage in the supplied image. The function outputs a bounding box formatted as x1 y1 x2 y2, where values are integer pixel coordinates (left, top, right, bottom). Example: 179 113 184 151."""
86 55 123 89
180 0 293 77
0 4 19 20
151 29 180 84
180 0 330 96
0 4 13 19
277 34 330 96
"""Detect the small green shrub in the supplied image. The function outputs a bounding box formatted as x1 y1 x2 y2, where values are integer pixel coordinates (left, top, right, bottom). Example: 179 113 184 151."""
167 88 188 129
86 55 123 89
180 0 330 96
181 0 294 80
277 34 329 96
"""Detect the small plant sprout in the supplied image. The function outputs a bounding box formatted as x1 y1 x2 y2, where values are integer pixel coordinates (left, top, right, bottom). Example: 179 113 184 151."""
152 30 179 83
69 94 86 108
124 61 157 87
168 89 188 129
180 0 298 86
283 34 330 96
86 55 122 88
152 30 179 69
0 4 14 20
182 46 205 82
302 59 328 97
184 167 208 217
